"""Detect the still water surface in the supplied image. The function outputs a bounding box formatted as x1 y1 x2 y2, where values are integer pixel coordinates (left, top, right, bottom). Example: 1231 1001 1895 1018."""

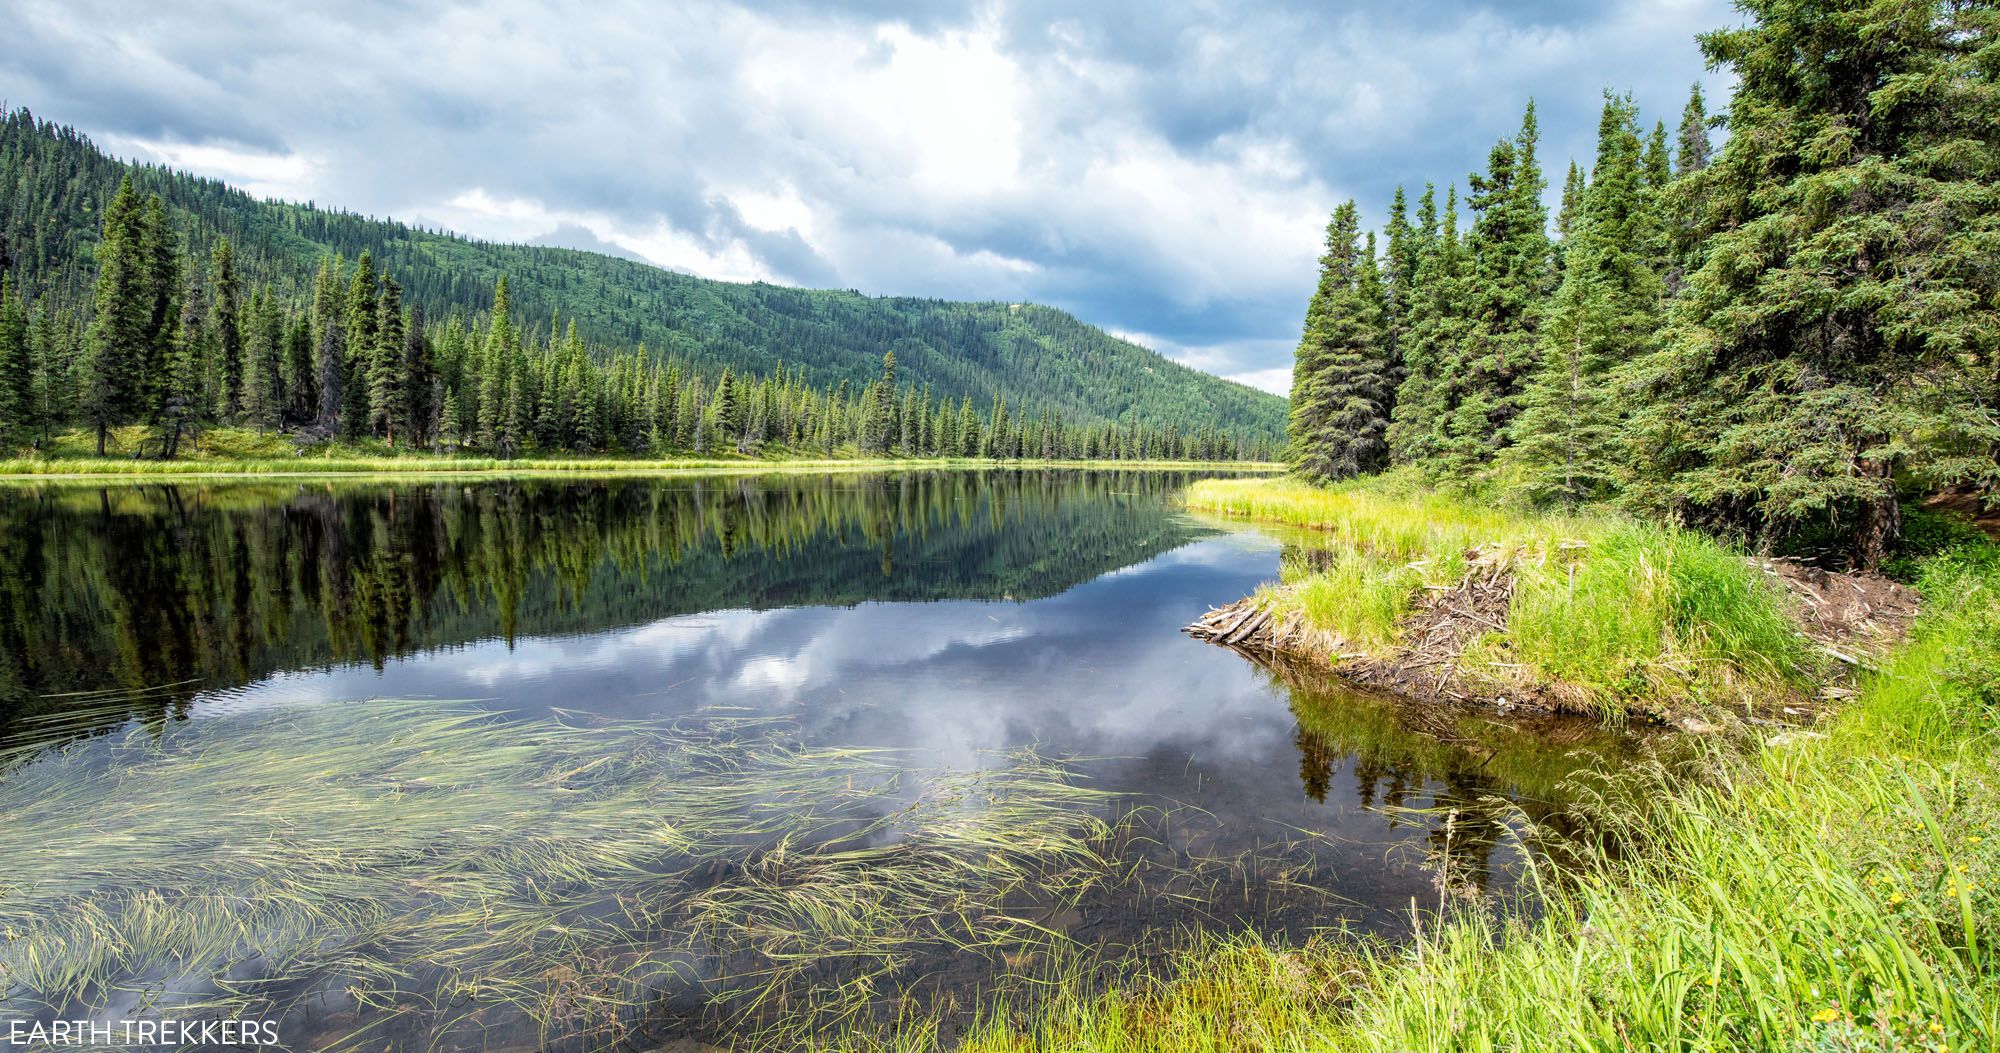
0 470 1638 1049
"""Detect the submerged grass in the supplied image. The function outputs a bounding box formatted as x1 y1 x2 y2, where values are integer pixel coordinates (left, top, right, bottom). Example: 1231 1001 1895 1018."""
923 501 2000 1051
1186 475 1820 716
0 702 1120 1050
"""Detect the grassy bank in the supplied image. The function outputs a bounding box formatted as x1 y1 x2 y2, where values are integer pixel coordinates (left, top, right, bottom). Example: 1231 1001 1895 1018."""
0 426 1281 478
926 484 1999 1052
1185 475 1824 719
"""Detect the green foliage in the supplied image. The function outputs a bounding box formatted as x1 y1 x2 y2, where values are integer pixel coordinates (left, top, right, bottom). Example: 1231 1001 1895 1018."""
1293 2 1997 567
1188 476 1819 715
1287 203 1393 481
1503 93 1663 507
1435 102 1553 477
1624 0 2000 568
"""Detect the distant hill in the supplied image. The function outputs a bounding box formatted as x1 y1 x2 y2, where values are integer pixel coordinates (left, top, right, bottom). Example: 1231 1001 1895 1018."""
0 109 1285 441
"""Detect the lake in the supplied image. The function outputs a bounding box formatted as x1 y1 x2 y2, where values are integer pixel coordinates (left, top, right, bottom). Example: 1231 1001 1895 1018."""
0 469 1641 1050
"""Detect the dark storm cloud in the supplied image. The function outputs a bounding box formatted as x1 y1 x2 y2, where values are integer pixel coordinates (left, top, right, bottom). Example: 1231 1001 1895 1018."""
0 0 1735 393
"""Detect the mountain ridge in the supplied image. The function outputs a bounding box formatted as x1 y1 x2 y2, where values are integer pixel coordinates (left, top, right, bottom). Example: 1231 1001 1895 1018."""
0 108 1285 441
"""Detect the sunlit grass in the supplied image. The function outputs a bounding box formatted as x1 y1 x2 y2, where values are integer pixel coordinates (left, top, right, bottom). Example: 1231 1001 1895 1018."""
1260 547 1421 655
1186 475 1818 715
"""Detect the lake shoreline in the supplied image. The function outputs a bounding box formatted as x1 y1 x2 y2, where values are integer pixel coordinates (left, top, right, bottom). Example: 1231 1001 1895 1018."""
1179 474 1917 727
940 475 2000 1052
0 454 1285 482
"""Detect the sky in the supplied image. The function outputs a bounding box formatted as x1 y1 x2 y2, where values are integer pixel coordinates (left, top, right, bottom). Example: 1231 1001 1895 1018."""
0 0 1737 395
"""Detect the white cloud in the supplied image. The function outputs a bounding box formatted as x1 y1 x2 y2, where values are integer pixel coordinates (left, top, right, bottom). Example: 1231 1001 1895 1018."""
0 0 1737 387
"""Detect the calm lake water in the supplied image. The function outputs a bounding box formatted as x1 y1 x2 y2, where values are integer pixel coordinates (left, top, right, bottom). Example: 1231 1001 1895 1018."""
0 470 1640 1050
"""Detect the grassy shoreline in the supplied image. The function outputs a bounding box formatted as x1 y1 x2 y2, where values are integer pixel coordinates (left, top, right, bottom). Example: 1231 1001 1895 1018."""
0 425 1280 480
931 475 2000 1052
0 455 1280 481
1183 474 1828 722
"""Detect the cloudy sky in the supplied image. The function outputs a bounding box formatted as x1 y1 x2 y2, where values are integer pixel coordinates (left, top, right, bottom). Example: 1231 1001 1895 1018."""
0 0 1736 394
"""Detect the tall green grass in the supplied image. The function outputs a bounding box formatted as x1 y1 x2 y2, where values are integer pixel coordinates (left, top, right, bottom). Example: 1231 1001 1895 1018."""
1187 476 1818 715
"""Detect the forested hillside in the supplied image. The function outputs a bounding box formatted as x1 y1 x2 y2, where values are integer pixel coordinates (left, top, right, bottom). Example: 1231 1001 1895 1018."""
1286 1 1998 568
0 110 1284 454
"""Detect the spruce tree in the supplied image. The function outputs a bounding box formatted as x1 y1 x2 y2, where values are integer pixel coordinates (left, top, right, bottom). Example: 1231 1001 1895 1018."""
0 276 32 448
1675 83 1710 175
210 237 242 421
1438 101 1552 479
368 277 406 444
341 254 377 439
1386 185 1468 467
477 277 512 450
710 366 739 450
1505 93 1662 507
1287 202 1393 481
159 272 209 458
1626 0 2000 567
402 303 435 449
135 194 180 422
239 289 283 431
81 176 150 454
313 322 344 436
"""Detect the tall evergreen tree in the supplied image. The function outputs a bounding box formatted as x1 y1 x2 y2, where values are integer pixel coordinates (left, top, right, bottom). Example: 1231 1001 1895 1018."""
1626 0 2000 567
135 194 180 422
1437 101 1553 478
159 271 209 458
1387 184 1467 466
1287 202 1393 481
477 277 512 451
1675 82 1711 175
0 275 32 448
240 289 283 431
368 277 406 444
341 253 377 438
80 176 150 454
402 302 436 449
313 321 345 436
1505 94 1663 506
210 237 243 421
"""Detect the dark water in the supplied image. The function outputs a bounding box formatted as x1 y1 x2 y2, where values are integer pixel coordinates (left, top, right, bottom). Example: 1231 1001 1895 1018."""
0 470 1640 1049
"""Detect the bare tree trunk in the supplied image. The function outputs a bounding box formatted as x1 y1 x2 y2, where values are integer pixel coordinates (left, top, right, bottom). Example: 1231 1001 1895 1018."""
1852 460 1901 571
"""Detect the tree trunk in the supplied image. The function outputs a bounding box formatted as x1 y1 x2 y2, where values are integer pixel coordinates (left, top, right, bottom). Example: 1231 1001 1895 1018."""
96 421 107 456
1852 462 1901 571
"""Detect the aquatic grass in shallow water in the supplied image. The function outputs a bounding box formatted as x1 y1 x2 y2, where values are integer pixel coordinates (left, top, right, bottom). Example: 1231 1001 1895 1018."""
0 701 1119 1050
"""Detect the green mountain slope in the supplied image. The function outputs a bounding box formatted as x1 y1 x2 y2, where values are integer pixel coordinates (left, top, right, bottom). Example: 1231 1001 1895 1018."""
0 109 1285 441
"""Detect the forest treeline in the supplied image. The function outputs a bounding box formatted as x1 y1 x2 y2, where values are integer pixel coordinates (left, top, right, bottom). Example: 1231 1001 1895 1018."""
0 193 1264 463
0 110 1285 458
1286 0 1998 568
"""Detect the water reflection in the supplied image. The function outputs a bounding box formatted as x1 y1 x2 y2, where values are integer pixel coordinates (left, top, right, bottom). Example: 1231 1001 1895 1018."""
0 470 1210 741
0 470 1650 1049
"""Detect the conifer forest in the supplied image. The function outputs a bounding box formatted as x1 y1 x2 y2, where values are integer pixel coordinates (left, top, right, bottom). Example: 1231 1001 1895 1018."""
1286 2 1997 568
0 114 1283 467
